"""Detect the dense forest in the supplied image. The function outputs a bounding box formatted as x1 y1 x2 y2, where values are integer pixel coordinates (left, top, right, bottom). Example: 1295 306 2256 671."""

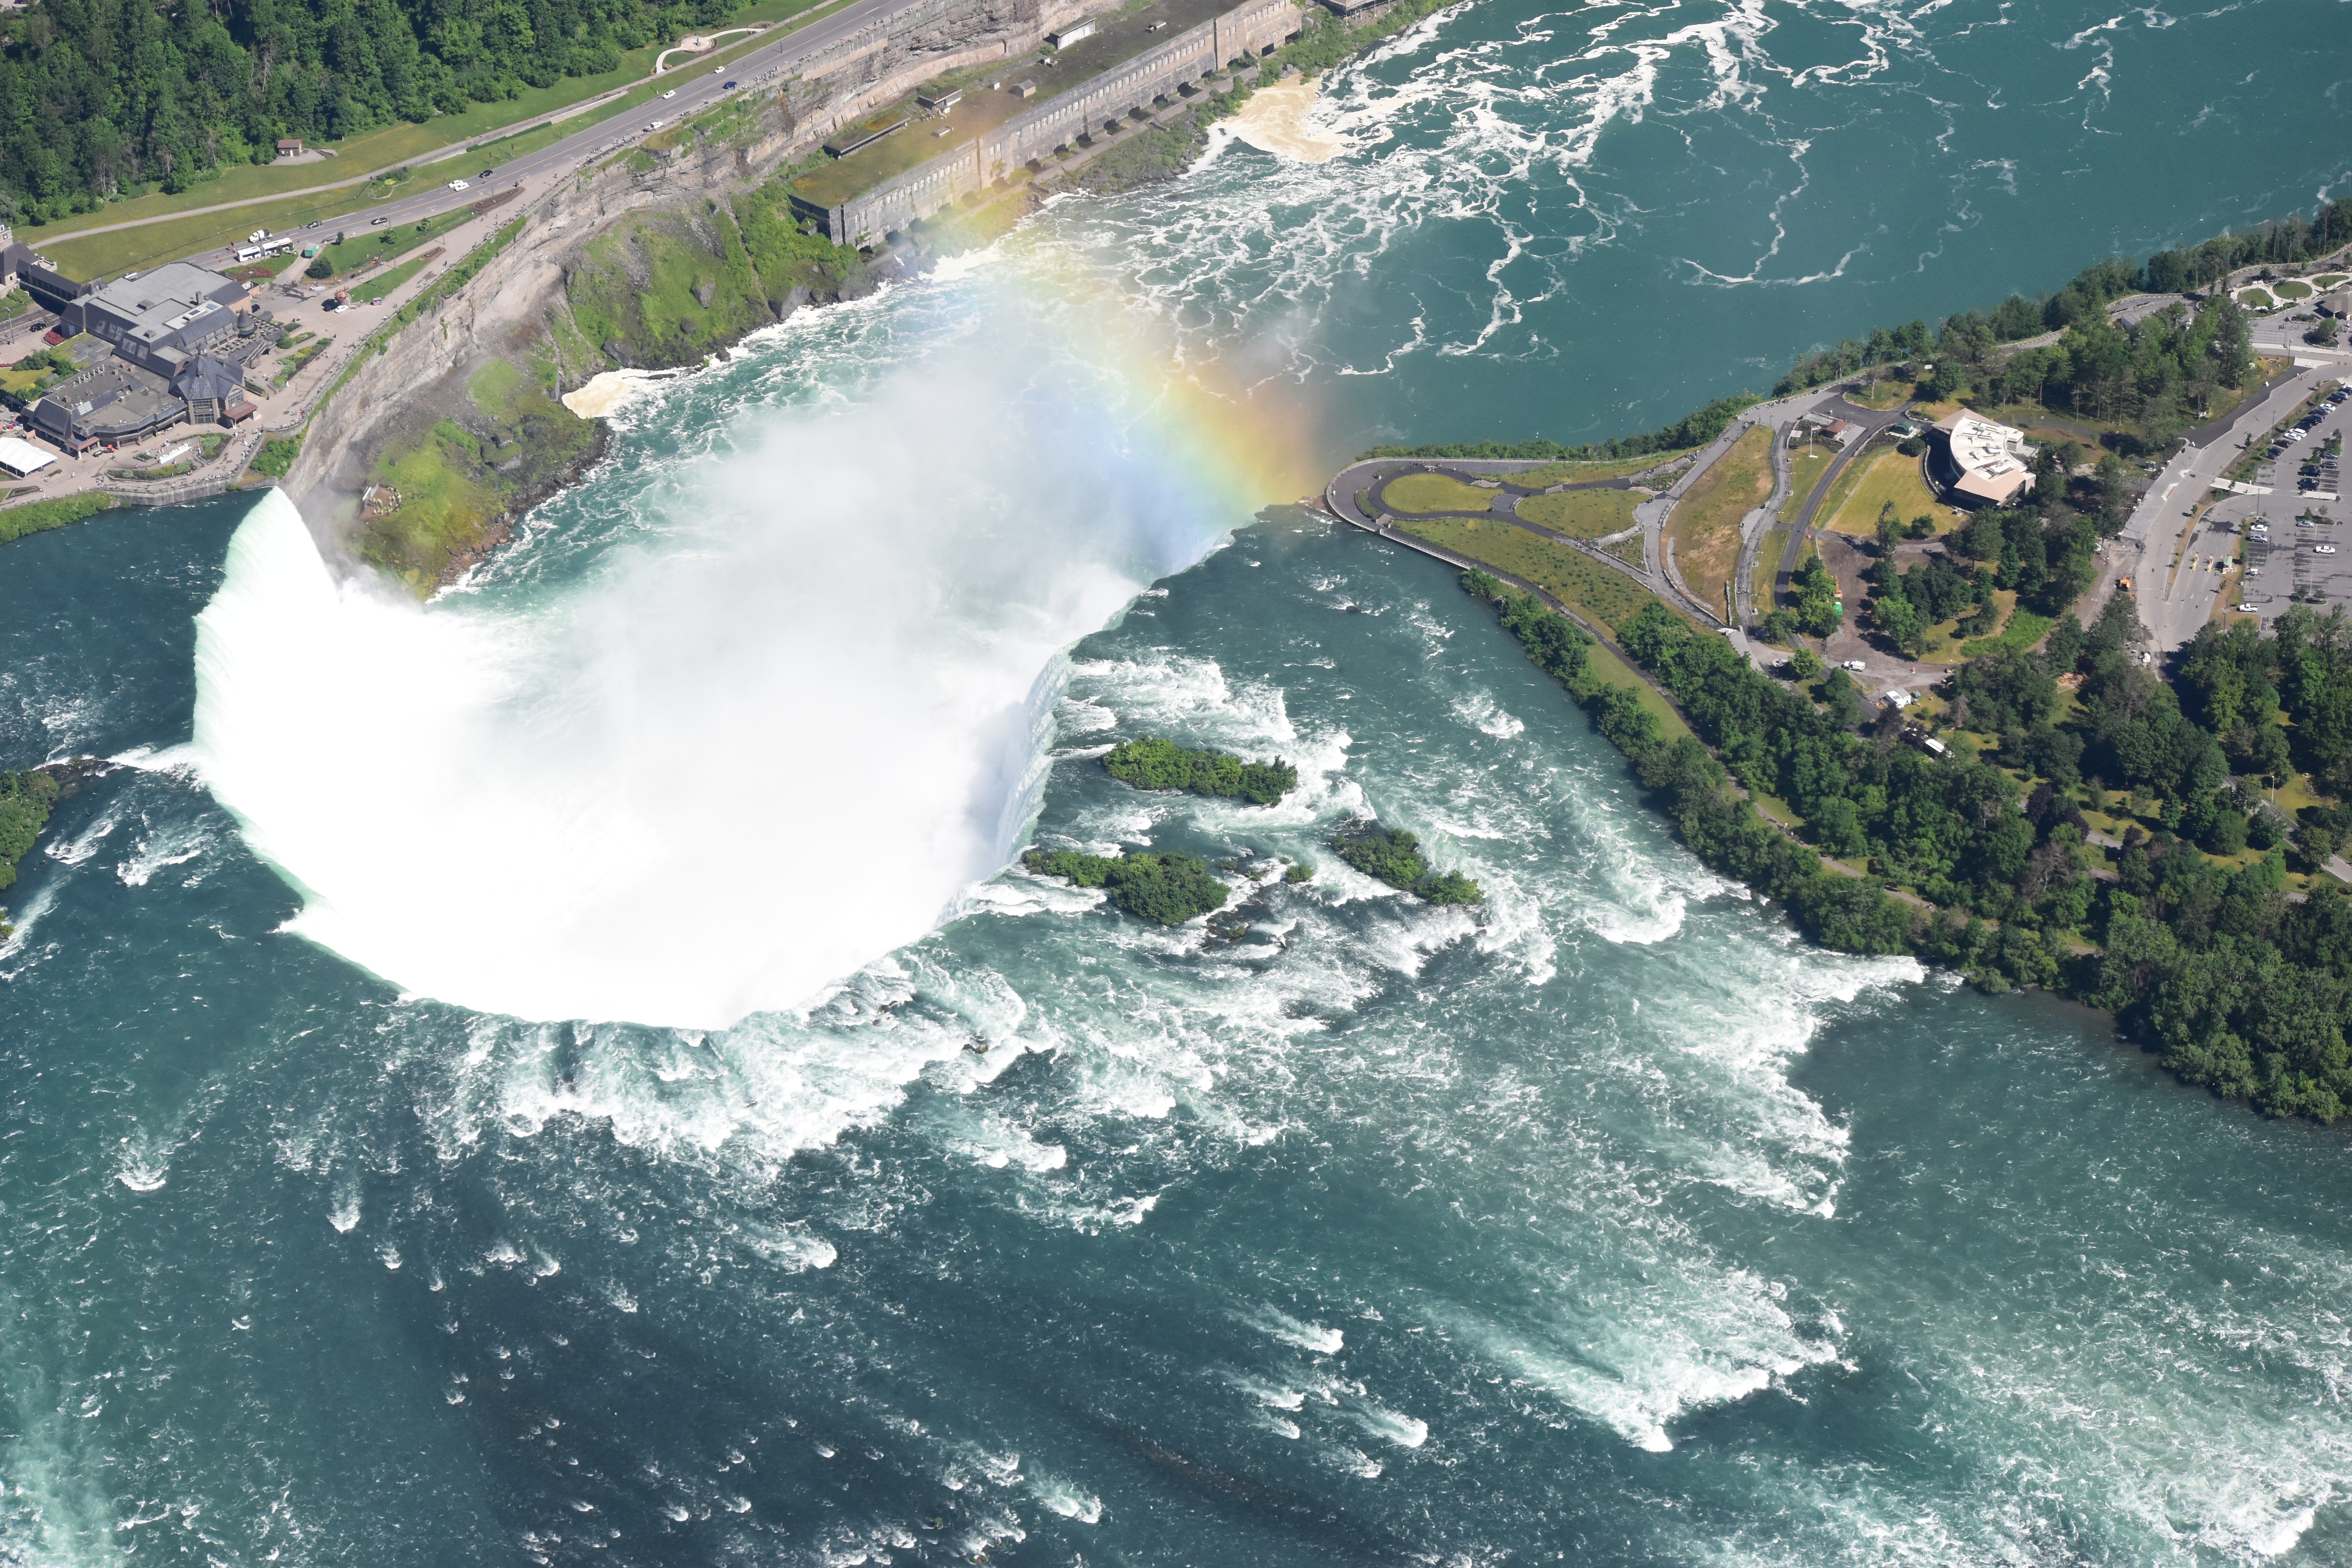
1464 559 2352 1121
0 0 732 220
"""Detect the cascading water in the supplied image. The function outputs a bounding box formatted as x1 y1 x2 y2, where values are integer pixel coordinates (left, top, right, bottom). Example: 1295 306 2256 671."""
9 0 2352 1561
191 267 1281 1028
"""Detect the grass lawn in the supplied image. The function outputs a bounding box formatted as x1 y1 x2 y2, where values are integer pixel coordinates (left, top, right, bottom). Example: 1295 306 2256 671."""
353 249 441 301
1398 516 1672 633
2316 275 2348 289
1515 486 1639 539
1844 378 1911 410
1383 472 1499 513
2237 287 2276 310
1824 446 1949 536
1514 449 1696 486
1786 440 1836 513
1752 525 1789 612
0 291 27 321
1961 598 2051 659
309 208 471 281
22 0 831 249
1808 439 1876 528
2274 279 2314 299
1666 423 1772 616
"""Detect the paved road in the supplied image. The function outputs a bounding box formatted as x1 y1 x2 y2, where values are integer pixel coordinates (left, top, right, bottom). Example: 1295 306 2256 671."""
26 0 931 260
2125 360 2346 652
1323 457 1713 614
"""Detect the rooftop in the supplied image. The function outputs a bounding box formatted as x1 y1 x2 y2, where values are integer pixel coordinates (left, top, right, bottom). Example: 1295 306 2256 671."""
1934 409 2034 505
86 261 241 348
790 0 1261 211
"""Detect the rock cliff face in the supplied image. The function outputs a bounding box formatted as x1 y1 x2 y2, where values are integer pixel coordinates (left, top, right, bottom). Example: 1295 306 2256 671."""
286 0 1116 583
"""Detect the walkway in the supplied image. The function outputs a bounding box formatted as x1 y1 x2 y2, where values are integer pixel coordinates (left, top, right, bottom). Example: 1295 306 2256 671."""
1324 455 1719 622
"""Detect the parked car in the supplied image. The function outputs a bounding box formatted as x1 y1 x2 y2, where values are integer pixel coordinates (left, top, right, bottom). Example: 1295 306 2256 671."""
1841 659 1867 671
2318 544 2339 555
2240 602 2259 612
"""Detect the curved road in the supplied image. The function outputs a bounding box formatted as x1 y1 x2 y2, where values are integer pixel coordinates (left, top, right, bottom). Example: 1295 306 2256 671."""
1324 457 1723 623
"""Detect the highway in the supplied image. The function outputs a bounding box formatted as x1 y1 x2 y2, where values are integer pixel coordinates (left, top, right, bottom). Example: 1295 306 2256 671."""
51 0 947 270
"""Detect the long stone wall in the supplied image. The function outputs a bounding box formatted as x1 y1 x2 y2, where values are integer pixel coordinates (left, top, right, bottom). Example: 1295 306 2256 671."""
804 0 1303 246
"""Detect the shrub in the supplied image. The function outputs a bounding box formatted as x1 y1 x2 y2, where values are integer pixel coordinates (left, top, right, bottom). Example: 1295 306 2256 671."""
1103 737 1297 805
1022 849 1229 925
1331 823 1483 905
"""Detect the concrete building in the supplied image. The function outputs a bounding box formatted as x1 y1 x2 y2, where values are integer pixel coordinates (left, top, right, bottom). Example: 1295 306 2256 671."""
1 229 88 315
795 0 1302 246
56 261 252 374
169 354 255 426
1930 409 2036 507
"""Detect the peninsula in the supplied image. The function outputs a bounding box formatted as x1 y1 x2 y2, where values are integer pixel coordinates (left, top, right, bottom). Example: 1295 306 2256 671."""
1328 194 2352 1120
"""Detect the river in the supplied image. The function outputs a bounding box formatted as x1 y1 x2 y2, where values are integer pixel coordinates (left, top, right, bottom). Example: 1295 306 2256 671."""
5 0 2352 1561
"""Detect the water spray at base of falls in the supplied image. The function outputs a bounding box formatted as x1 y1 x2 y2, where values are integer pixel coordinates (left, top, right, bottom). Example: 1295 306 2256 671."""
192 277 1291 1028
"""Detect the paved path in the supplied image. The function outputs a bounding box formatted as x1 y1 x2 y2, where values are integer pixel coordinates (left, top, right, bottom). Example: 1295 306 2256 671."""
1770 393 1913 586
1326 456 1719 620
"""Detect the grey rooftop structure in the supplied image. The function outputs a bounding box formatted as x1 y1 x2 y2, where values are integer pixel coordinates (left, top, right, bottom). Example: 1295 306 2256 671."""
57 261 250 373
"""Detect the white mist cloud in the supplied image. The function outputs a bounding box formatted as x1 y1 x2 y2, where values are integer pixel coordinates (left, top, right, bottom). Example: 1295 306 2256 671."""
193 289 1242 1028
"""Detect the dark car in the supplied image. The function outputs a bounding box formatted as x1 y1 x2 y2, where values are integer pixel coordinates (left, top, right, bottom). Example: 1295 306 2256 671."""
723 80 737 88
481 168 495 178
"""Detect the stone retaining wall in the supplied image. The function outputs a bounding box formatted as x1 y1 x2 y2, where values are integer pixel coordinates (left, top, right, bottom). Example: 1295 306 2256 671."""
803 0 1302 246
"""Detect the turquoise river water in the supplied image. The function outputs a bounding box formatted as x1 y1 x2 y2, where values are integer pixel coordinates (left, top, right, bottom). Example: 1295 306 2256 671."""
6 0 2352 1562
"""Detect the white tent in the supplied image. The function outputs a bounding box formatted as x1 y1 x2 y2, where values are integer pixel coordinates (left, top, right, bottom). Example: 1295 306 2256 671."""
0 434 57 478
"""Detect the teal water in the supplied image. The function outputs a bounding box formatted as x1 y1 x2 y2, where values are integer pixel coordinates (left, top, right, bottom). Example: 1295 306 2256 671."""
7 2 2352 1562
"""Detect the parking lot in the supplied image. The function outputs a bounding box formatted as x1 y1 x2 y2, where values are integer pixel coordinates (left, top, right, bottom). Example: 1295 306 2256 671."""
2201 381 2350 624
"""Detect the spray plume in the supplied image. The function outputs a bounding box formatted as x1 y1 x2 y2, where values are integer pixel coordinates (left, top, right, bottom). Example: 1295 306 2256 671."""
193 259 1322 1028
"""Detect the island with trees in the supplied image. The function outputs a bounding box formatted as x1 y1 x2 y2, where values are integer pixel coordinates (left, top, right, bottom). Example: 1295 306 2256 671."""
1330 824 1483 906
1103 738 1299 806
1021 848 1230 926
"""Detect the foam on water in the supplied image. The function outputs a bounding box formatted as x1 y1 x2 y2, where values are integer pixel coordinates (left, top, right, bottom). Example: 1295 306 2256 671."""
192 271 1254 1030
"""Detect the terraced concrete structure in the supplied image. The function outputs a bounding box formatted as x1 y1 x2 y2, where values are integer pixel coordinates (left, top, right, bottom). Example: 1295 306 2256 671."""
795 0 1303 245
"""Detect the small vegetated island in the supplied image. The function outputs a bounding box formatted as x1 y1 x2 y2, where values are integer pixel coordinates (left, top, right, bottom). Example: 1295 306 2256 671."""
0 766 63 938
1331 824 1483 906
1358 190 2352 1123
1022 848 1229 926
1103 737 1299 805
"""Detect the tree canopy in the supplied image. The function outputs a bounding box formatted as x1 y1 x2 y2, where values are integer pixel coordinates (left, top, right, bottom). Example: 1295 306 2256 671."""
0 0 731 220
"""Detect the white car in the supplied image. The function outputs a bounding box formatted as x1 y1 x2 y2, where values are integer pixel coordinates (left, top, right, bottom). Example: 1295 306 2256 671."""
448 178 469 191
662 89 676 99
2239 602 2259 612
1842 659 1867 671
2319 544 2339 555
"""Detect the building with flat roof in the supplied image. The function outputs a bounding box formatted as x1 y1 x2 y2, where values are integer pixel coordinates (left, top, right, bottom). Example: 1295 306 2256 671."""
1930 409 2036 507
56 261 250 375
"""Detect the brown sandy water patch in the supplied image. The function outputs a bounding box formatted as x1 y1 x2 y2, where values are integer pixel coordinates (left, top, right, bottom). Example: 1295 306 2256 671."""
1225 81 1346 164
